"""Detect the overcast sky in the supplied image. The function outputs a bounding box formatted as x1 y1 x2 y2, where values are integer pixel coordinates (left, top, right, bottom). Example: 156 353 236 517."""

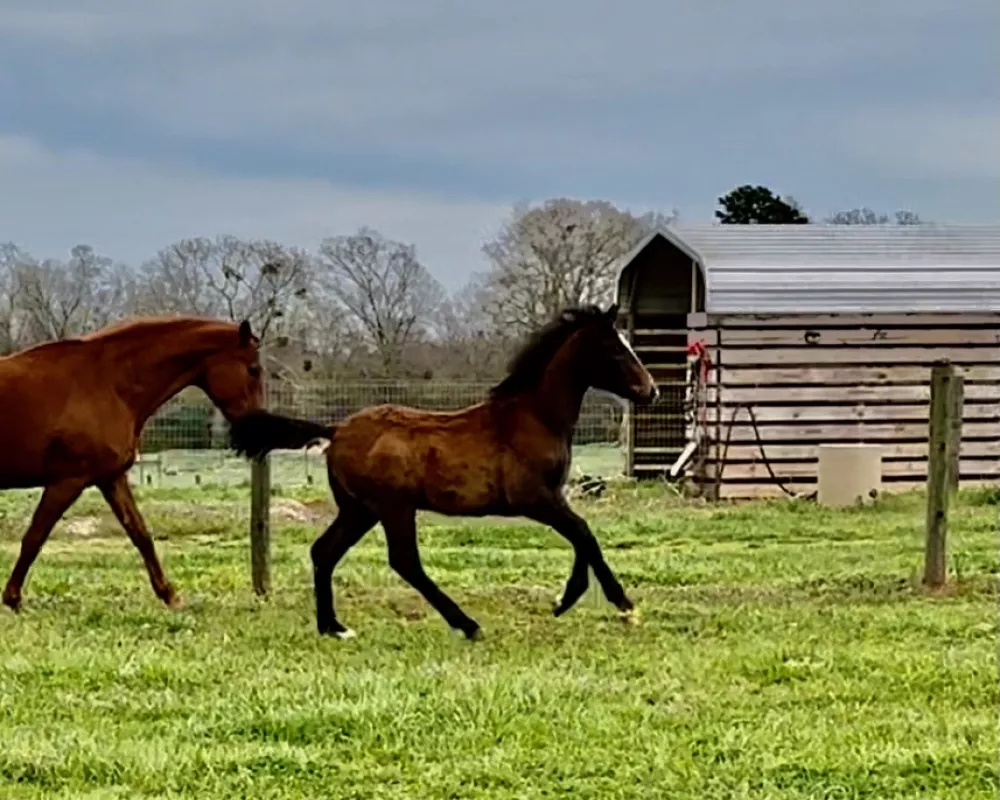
1 0 997 289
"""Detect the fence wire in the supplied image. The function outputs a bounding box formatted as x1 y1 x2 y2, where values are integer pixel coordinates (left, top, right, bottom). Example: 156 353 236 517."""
133 380 686 488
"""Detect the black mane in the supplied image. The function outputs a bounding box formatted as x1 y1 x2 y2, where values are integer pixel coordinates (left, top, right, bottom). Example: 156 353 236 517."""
489 305 608 400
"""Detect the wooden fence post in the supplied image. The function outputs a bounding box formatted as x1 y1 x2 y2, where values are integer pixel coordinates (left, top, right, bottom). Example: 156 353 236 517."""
250 455 271 596
923 360 956 589
947 373 964 493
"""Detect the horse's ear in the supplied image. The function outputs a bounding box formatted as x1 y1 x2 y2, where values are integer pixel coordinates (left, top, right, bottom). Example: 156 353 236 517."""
238 319 254 347
605 304 619 322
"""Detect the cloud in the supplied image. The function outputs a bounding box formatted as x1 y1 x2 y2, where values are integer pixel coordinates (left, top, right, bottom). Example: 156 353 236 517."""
842 109 1000 179
0 135 509 289
3 0 979 157
1 0 997 268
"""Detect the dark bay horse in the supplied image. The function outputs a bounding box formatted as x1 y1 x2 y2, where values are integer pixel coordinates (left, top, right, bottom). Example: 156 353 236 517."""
0 316 264 612
229 304 658 640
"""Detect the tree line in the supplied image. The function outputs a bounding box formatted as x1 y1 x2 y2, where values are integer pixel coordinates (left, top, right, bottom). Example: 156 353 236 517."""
0 185 921 380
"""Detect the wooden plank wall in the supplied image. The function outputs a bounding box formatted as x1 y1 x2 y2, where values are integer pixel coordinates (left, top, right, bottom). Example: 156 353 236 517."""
693 313 1000 499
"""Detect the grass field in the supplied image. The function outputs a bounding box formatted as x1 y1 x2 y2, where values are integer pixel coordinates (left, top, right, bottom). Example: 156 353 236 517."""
0 478 996 799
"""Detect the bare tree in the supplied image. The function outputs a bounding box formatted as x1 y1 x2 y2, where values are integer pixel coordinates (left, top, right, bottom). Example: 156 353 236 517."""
476 198 677 335
292 287 371 376
136 235 312 343
0 243 28 354
13 244 128 343
825 207 923 225
316 228 446 373
133 237 217 316
431 278 513 379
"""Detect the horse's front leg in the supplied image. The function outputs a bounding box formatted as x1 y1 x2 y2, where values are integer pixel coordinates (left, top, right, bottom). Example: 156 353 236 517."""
99 473 181 608
530 499 637 623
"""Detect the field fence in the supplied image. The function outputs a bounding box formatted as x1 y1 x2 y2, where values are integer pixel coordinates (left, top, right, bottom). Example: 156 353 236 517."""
132 380 675 488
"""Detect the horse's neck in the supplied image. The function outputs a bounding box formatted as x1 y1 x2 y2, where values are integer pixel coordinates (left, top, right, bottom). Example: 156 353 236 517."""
529 353 588 439
106 326 220 424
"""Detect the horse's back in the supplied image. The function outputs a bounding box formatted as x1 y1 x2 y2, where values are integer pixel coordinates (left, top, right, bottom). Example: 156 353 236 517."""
327 398 572 516
0 340 98 408
329 401 509 513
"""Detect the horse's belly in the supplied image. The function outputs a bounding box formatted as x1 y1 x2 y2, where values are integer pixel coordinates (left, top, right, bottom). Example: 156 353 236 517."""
0 427 133 489
0 463 47 490
422 480 502 515
0 429 49 488
419 443 505 513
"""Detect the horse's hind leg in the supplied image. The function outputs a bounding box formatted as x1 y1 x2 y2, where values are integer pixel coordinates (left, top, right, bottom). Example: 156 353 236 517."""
311 500 377 638
99 474 179 608
382 507 481 640
2 479 87 611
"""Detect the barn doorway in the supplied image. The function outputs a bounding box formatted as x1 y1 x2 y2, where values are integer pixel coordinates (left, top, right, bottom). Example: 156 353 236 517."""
616 231 706 479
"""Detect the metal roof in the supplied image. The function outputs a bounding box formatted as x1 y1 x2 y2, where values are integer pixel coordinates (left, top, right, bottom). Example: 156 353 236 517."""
650 223 1000 314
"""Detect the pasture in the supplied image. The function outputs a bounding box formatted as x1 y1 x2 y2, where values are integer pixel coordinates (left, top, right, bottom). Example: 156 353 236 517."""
0 470 996 799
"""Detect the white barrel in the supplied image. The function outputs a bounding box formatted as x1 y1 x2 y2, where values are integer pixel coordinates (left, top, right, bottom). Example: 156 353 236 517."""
817 444 883 507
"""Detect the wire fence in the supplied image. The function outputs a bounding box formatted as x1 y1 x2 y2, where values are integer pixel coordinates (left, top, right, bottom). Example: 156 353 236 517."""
132 380 659 489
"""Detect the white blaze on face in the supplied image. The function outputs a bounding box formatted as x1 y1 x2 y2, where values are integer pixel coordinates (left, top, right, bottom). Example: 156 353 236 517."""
616 328 641 362
617 328 658 399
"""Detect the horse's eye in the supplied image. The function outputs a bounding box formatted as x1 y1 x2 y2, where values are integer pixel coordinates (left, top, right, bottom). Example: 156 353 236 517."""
248 365 261 378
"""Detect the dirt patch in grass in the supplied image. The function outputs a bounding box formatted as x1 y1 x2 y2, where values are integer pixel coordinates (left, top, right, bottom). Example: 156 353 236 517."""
62 516 104 538
272 498 328 524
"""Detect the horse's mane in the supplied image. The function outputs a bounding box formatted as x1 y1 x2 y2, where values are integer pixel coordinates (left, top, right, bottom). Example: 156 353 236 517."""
82 315 236 341
489 305 606 400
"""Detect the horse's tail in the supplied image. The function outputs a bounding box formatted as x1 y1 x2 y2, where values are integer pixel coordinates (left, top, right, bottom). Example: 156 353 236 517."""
228 410 333 461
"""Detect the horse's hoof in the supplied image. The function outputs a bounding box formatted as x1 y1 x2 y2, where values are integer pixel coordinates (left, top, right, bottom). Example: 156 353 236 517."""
167 595 186 611
553 592 576 617
1 592 21 613
461 624 484 641
318 621 356 639
619 606 641 626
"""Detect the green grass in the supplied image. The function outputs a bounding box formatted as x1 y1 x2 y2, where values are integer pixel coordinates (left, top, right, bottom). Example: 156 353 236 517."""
0 480 996 799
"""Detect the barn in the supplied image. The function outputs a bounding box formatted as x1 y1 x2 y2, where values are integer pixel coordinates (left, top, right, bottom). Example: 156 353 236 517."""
614 223 1000 499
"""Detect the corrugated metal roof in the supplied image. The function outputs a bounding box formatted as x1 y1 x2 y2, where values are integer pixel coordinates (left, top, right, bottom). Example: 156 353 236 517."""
655 223 1000 314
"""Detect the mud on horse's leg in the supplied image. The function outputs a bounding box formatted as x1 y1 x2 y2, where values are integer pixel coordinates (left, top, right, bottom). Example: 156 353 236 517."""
99 474 181 608
3 479 87 612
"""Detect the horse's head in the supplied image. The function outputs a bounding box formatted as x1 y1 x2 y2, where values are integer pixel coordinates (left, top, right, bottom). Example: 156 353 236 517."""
198 320 265 421
571 305 659 405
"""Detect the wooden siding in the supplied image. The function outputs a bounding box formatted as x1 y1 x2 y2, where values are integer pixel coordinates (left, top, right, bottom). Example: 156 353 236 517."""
628 313 1000 499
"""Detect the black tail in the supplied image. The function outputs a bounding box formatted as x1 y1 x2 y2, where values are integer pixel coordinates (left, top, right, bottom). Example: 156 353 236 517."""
229 410 332 460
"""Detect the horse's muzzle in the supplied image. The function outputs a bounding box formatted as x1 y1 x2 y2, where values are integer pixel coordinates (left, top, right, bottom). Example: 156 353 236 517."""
630 383 660 405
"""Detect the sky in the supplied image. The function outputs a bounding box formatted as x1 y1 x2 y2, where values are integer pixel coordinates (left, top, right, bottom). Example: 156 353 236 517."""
0 0 997 290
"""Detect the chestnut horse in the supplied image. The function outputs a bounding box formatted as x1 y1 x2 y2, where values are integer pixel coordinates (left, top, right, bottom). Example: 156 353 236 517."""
0 316 264 612
229 304 658 640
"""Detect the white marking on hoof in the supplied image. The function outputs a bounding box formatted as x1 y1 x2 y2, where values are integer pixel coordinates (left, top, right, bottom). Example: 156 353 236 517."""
620 607 641 626
334 628 356 640
554 592 564 608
